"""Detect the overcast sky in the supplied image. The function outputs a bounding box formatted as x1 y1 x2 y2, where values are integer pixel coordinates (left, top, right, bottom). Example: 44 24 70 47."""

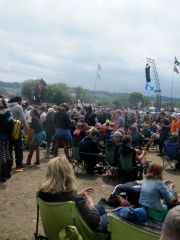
0 0 180 97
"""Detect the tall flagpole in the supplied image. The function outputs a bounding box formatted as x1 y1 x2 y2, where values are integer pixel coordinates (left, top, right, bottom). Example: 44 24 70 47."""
93 64 102 107
93 67 98 107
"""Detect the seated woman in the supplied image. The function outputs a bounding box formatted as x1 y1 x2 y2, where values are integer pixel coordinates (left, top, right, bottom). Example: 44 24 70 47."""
128 125 143 148
38 157 107 232
119 135 147 180
73 123 89 144
79 127 104 174
139 162 178 222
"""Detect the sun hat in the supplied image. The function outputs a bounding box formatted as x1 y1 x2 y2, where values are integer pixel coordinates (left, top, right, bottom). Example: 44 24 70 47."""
47 108 55 113
113 131 123 137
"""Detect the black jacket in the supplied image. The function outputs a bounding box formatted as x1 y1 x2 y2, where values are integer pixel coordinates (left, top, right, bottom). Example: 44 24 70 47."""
38 191 100 230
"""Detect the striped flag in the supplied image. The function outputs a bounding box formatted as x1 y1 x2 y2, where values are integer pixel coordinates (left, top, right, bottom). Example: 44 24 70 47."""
175 57 180 66
174 57 180 74
174 64 179 74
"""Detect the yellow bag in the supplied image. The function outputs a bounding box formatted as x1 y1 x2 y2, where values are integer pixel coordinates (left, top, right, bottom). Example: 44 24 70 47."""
12 120 21 140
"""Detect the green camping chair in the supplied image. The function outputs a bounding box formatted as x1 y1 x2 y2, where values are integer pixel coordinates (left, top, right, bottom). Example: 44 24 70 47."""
35 197 108 240
104 144 118 177
70 144 87 176
107 213 160 240
118 151 142 182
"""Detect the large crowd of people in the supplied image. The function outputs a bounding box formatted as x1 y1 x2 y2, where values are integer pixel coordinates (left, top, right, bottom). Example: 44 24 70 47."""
0 95 180 235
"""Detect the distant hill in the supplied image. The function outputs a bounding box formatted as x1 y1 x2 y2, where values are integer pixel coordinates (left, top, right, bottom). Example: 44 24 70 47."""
0 80 179 103
0 81 22 89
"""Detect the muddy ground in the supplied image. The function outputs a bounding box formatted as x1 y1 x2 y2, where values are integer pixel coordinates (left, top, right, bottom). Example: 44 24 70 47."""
0 149 179 240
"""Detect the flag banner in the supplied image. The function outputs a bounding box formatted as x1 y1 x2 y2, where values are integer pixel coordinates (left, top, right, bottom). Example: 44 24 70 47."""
175 57 180 66
174 64 179 74
97 64 102 71
145 83 154 91
38 78 47 95
149 85 154 92
145 82 149 91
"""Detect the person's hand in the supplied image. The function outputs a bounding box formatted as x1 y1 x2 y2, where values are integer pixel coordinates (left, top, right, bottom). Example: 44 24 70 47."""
164 180 174 187
118 196 130 207
170 182 175 189
77 187 95 196
84 192 94 207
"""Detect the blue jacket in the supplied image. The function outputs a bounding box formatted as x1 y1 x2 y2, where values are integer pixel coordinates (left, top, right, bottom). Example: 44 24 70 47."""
139 179 174 210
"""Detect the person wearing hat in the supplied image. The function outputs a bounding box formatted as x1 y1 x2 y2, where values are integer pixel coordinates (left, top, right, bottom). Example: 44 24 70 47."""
53 103 72 159
112 131 123 144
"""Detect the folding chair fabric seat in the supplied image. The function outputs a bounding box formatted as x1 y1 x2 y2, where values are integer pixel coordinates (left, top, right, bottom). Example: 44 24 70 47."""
70 145 86 176
118 151 140 182
37 197 108 240
104 143 118 176
107 213 160 240
163 141 180 171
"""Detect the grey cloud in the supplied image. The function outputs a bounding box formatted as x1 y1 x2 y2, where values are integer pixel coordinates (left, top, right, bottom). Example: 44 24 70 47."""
0 0 180 97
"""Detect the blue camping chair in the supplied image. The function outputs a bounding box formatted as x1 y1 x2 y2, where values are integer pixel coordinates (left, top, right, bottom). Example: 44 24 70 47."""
163 141 180 171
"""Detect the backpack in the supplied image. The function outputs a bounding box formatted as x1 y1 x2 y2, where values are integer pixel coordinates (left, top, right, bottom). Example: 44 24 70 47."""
12 120 21 140
59 226 83 240
117 207 147 223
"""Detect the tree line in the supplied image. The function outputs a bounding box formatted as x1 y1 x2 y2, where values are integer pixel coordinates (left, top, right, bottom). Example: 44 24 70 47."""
1 79 179 109
21 79 152 108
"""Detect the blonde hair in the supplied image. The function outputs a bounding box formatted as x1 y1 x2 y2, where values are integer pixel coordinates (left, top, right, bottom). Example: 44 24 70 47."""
39 157 77 193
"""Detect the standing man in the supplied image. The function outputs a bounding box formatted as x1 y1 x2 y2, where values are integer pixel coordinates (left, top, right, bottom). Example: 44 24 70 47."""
157 112 170 156
53 103 72 159
8 96 27 171
113 110 125 133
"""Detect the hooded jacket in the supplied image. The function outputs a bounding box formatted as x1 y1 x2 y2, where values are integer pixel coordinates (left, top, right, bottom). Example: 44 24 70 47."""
8 102 27 128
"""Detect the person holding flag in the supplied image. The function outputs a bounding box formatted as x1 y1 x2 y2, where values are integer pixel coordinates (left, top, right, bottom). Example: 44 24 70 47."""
38 79 47 100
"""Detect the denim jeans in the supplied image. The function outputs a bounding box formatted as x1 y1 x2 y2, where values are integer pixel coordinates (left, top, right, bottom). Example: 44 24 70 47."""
95 204 107 233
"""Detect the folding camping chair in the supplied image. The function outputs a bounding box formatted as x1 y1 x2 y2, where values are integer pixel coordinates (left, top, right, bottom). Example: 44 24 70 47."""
70 144 86 176
35 197 108 240
163 141 180 171
118 151 143 182
104 143 118 177
107 213 160 240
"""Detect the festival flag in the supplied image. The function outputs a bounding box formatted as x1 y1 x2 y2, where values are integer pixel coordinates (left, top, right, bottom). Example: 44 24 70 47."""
174 64 179 74
145 83 154 92
38 78 47 95
174 57 180 74
175 57 180 66
97 64 102 71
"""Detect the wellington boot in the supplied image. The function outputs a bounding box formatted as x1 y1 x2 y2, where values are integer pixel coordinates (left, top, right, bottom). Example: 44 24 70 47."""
26 154 32 165
34 151 40 165
0 162 7 182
